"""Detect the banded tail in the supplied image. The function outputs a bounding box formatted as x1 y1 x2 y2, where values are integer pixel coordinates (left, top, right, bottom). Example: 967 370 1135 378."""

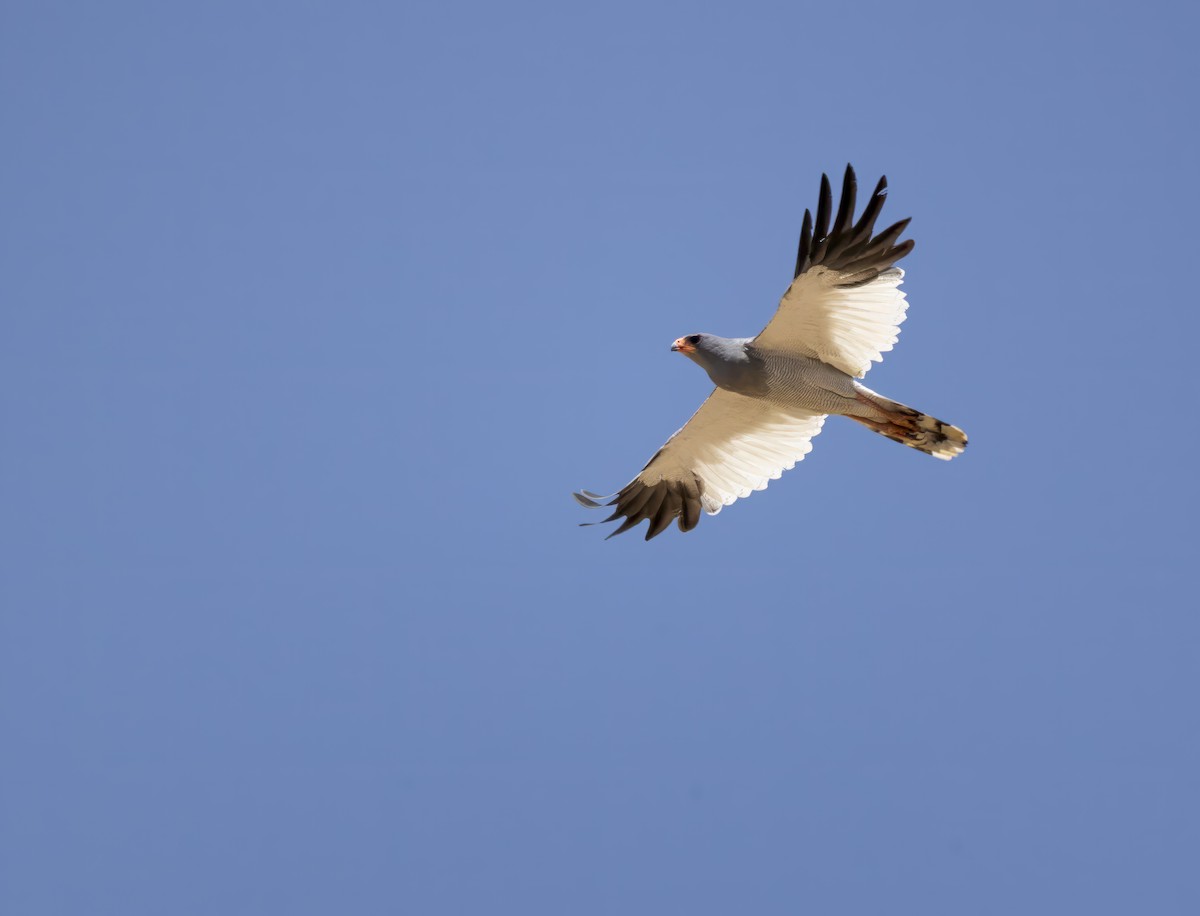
850 389 968 460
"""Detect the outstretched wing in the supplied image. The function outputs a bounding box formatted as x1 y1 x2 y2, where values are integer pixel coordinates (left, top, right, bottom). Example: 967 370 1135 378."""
574 389 826 540
753 165 914 378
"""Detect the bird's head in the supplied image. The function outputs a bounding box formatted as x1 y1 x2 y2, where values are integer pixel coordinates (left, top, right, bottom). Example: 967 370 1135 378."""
670 333 760 394
672 333 739 364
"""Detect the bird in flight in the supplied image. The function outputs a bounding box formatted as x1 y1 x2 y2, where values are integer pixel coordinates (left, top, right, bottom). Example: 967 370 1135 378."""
574 165 968 540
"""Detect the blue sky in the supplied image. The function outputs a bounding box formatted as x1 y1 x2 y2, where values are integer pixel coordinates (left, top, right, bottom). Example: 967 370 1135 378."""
3 1 1198 913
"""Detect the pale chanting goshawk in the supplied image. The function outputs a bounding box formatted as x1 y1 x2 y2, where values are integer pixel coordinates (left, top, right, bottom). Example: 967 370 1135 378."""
574 165 968 540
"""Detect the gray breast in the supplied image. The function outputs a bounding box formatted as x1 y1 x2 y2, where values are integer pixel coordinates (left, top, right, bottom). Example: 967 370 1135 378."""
703 353 769 398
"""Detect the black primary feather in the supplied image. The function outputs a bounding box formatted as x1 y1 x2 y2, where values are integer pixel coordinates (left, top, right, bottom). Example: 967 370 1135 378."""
793 165 912 285
574 476 706 541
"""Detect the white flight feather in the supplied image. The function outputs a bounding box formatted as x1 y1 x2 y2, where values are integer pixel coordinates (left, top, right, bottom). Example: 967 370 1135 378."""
640 389 826 515
753 266 909 378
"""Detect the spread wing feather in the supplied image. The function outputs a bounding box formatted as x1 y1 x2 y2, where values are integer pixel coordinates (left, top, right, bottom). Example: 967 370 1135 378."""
574 389 826 540
756 164 915 378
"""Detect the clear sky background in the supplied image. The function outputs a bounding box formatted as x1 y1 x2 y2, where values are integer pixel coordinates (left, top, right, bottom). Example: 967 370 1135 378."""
3 1 1198 913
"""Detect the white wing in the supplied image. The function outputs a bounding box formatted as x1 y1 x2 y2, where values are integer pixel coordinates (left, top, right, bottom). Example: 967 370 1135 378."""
753 165 915 378
574 389 826 540
753 266 908 378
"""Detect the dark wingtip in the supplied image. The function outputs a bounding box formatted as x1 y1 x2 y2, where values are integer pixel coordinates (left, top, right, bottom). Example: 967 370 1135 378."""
572 491 605 508
604 516 642 540
816 173 832 234
832 164 858 236
794 208 813 279
794 167 912 280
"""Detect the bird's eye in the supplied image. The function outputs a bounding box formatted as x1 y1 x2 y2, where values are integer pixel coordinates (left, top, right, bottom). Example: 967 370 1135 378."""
687 335 701 345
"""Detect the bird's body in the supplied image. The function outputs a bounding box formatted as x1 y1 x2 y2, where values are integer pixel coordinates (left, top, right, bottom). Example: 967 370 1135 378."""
575 166 967 539
690 335 965 456
694 338 862 413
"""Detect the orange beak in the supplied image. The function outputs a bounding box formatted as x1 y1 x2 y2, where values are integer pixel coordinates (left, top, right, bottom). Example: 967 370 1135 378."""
671 337 695 354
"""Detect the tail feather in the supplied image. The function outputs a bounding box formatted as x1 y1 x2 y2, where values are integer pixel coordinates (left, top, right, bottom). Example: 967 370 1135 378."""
850 391 967 460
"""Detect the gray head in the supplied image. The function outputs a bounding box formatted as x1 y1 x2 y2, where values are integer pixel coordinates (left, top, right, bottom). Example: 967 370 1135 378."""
670 333 762 395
